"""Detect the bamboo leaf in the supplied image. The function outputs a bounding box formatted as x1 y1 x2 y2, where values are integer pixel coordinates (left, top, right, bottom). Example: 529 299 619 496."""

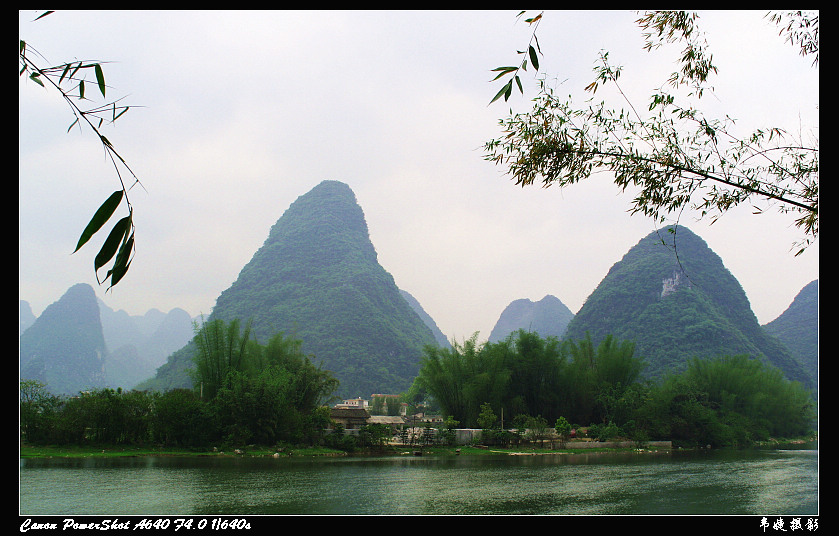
29 72 44 87
79 79 85 99
106 233 134 289
94 216 131 274
94 63 106 97
59 63 71 84
490 66 517 81
529 45 539 71
73 190 123 253
490 80 513 105
113 106 128 122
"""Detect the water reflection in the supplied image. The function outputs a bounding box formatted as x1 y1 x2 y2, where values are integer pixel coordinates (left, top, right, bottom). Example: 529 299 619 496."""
20 448 818 515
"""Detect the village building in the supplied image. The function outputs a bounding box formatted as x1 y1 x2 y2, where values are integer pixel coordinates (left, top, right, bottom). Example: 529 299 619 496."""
328 407 371 430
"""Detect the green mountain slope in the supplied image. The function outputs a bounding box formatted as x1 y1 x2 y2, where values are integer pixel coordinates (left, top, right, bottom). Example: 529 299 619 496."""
142 180 440 397
19 283 107 395
764 279 818 387
563 226 813 387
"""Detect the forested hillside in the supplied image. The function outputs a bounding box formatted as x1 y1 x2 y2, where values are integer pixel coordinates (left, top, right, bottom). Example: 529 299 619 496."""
141 180 440 397
563 226 812 386
764 280 818 388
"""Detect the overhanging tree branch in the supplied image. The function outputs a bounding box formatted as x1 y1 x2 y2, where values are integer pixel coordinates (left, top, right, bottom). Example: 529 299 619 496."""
20 11 143 289
485 10 818 255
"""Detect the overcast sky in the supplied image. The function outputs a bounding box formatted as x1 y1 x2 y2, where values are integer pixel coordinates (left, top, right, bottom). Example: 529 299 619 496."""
19 10 818 343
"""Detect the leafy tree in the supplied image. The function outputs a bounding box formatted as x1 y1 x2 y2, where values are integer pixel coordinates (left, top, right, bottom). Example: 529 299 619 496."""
212 368 287 445
485 10 818 255
554 416 571 447
588 421 621 442
635 354 816 447
496 330 568 423
303 405 334 446
19 10 143 288
19 380 61 444
370 395 386 415
562 332 646 425
523 415 551 447
476 402 498 430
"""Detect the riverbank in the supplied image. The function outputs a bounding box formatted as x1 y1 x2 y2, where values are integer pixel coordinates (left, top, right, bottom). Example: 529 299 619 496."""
20 442 676 460
21 436 815 460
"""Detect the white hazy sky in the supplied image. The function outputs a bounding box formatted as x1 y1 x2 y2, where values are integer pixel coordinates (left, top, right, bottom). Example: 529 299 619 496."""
19 10 818 343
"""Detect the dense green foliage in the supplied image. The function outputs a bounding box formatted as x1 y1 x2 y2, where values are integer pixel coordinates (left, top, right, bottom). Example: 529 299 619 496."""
414 330 645 429
414 330 815 448
637 356 816 447
563 226 812 387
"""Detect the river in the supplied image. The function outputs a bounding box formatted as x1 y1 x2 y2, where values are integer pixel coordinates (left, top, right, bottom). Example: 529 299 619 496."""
19 446 818 516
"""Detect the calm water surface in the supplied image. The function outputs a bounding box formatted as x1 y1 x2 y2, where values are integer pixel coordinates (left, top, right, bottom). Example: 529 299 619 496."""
19 447 818 515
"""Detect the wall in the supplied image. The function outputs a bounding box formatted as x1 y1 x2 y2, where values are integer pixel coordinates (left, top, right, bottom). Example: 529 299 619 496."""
452 429 671 449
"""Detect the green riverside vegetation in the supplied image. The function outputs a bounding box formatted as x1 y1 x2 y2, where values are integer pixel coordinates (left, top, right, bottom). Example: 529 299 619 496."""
412 330 815 448
21 324 816 454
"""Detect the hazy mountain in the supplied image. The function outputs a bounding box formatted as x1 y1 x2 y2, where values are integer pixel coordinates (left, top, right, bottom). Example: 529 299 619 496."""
563 226 812 387
141 180 441 397
20 300 36 335
763 279 818 387
488 295 574 343
19 283 107 395
98 301 195 390
400 289 451 348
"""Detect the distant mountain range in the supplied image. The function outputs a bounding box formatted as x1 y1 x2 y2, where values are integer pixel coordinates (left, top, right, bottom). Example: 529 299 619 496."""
97 300 195 390
20 284 107 395
21 191 817 398
19 285 195 394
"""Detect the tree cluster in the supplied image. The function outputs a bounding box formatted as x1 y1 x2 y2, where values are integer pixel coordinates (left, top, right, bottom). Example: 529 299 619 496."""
414 330 645 430
413 330 815 448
